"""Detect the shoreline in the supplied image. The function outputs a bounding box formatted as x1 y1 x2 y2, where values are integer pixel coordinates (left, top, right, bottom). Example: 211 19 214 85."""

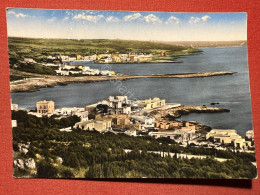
10 70 235 93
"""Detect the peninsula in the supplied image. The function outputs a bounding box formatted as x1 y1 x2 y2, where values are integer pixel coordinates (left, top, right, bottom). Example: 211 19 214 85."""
10 70 235 92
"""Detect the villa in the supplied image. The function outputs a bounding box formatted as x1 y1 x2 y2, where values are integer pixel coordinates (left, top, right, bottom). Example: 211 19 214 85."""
136 97 165 110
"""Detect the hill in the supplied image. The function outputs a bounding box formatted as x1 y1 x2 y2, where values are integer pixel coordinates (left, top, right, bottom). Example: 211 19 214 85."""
8 37 199 63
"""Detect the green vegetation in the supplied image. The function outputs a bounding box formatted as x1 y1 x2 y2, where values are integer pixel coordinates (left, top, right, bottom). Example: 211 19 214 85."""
12 110 257 179
8 37 200 64
14 63 56 75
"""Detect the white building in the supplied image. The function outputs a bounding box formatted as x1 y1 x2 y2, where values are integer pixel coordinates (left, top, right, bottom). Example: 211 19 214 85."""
11 103 18 111
84 55 97 61
149 129 196 142
55 68 69 76
24 58 36 63
99 96 131 115
245 130 254 141
12 120 17 128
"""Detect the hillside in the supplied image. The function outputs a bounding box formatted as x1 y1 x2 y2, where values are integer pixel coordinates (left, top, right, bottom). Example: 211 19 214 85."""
8 37 199 63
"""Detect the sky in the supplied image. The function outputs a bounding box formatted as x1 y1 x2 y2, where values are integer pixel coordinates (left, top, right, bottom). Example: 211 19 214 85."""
6 8 247 41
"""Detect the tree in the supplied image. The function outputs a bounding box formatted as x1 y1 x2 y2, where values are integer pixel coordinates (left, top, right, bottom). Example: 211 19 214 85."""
61 169 75 178
37 160 58 178
63 152 80 169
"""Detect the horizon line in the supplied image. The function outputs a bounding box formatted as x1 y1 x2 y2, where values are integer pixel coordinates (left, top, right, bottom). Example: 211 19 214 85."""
7 36 247 42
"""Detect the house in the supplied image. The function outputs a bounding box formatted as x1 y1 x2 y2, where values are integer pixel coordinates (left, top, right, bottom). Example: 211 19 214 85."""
47 56 56 60
130 115 155 127
245 130 254 141
112 114 130 126
160 52 166 57
154 120 179 130
129 54 135 62
11 103 18 111
24 58 36 63
100 70 111 76
136 97 165 110
100 96 131 115
74 120 95 130
62 64 78 70
69 57 76 61
233 137 252 148
82 66 90 71
71 109 88 121
94 120 112 132
12 120 17 128
83 54 97 61
148 129 196 142
83 69 100 75
138 54 152 62
74 119 111 132
124 130 137 136
76 55 83 60
181 122 196 130
55 68 69 76
206 129 253 148
206 129 239 144
36 100 55 115
112 56 121 63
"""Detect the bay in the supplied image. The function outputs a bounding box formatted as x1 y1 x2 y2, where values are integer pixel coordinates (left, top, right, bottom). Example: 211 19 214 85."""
11 46 253 135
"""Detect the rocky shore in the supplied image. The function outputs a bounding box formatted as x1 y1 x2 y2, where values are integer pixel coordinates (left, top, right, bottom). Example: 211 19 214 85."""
149 105 230 133
169 105 230 118
10 69 235 92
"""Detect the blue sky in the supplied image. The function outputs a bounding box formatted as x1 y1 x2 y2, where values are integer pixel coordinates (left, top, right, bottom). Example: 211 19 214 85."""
6 8 247 41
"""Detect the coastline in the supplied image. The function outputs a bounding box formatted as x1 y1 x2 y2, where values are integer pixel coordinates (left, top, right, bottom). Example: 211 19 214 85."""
10 70 235 93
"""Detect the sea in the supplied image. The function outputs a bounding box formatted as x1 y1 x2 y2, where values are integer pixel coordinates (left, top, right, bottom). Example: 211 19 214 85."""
11 46 253 135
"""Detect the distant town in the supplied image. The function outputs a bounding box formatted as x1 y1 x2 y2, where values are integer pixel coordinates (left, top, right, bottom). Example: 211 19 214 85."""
21 52 166 77
11 96 255 154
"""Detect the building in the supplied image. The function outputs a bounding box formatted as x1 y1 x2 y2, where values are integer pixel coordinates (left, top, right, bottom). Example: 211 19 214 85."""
23 58 36 63
206 129 239 144
74 119 111 132
55 68 70 76
94 120 112 132
148 129 196 142
206 129 253 148
124 130 137 136
99 96 131 115
154 120 179 130
138 54 152 62
11 103 18 111
76 55 83 60
245 130 254 141
71 109 88 122
112 114 130 126
181 122 196 130
130 115 155 127
233 137 252 148
36 100 55 114
137 97 165 110
74 120 95 130
112 56 121 63
83 54 97 61
160 52 166 57
12 120 17 128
